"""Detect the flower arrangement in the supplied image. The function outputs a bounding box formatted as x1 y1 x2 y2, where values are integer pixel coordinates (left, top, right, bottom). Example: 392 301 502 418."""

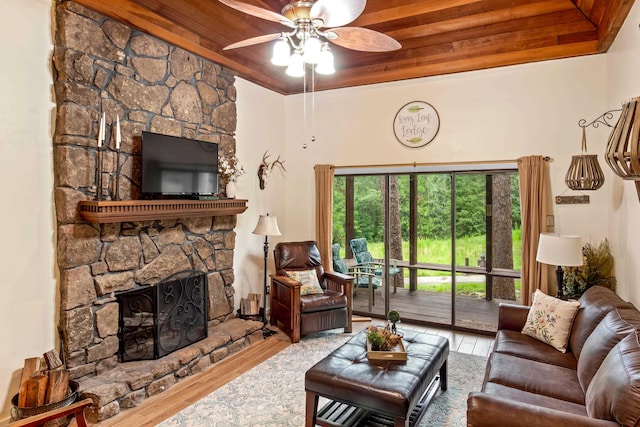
218 153 245 183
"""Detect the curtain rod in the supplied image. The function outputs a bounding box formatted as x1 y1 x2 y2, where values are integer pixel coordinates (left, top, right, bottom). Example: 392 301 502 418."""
333 157 552 170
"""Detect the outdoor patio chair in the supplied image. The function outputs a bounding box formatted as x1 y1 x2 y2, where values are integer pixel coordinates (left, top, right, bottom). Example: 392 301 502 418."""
332 243 380 312
349 238 402 293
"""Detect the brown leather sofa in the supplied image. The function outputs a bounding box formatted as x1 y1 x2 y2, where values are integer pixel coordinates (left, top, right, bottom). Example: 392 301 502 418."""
467 286 640 426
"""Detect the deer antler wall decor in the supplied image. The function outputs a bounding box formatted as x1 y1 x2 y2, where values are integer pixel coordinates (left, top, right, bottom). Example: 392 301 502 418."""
258 151 286 190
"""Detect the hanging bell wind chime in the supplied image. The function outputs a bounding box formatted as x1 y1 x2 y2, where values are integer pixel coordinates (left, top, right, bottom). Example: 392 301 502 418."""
565 126 605 191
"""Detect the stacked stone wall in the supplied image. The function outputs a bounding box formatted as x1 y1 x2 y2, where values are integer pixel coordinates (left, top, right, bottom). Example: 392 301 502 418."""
52 1 251 420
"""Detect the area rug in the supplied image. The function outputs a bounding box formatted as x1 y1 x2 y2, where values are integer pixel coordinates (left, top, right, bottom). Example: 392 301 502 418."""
159 329 487 427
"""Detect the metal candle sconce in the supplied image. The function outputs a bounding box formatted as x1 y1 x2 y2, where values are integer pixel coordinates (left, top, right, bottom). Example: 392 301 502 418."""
95 113 123 201
95 113 106 201
114 116 122 200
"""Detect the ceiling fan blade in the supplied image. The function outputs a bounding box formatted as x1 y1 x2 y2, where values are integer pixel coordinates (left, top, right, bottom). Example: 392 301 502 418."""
329 27 401 52
311 0 366 28
218 0 294 27
223 33 281 50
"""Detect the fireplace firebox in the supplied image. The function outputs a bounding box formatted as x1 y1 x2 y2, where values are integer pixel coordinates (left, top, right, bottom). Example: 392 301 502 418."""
117 270 208 362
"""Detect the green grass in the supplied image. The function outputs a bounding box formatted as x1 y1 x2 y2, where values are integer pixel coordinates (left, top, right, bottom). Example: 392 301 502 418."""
366 230 522 277
343 231 522 298
416 280 521 297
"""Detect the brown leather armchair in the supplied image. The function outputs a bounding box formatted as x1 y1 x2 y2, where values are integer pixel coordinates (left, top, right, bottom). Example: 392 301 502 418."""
270 241 353 343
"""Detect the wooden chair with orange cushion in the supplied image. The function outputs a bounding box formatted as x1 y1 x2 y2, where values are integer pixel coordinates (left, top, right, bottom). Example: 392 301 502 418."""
9 398 93 427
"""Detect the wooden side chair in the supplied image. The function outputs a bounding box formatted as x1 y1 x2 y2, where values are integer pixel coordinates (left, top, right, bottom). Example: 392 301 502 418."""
9 398 93 427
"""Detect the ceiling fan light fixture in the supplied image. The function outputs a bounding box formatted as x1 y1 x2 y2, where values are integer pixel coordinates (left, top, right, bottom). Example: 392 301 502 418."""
219 0 400 78
302 35 322 64
286 50 305 77
271 36 291 66
315 44 335 75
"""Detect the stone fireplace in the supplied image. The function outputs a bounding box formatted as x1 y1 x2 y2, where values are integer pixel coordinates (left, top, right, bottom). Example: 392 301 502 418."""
52 2 261 421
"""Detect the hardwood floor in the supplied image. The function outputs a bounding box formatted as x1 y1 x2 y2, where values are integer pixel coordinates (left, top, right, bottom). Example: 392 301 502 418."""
397 322 495 358
94 321 493 426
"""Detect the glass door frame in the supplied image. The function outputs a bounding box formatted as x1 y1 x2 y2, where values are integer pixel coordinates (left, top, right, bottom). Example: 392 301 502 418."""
334 163 521 331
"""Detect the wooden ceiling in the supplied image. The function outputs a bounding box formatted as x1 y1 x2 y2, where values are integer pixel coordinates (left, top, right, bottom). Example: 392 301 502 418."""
73 0 635 95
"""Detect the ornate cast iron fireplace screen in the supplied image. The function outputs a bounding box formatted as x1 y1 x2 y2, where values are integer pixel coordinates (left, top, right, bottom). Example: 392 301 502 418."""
117 270 208 362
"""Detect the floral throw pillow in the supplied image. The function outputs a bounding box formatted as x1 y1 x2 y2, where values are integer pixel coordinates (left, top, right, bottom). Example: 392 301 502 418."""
285 269 324 296
521 290 580 353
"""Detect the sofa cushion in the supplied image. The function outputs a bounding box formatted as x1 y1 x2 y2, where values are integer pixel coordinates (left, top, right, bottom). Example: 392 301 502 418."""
482 382 588 417
578 308 640 392
570 286 633 359
300 307 348 336
521 290 580 353
493 329 577 369
485 352 585 404
586 331 640 425
285 269 324 296
300 290 347 313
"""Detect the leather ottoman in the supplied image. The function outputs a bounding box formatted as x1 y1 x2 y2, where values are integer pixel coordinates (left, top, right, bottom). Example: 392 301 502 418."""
305 329 449 427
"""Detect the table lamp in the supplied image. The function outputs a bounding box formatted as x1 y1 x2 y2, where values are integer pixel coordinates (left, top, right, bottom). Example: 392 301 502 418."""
536 233 583 299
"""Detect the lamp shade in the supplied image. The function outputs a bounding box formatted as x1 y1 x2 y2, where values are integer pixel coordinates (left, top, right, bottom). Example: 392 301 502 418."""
285 51 304 77
302 36 322 64
536 233 583 267
252 214 281 237
315 44 335 75
271 37 290 66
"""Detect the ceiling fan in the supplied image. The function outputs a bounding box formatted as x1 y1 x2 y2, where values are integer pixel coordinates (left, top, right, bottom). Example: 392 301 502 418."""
218 0 401 76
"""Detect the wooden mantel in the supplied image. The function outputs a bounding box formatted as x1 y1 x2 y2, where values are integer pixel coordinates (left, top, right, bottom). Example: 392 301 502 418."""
79 199 248 223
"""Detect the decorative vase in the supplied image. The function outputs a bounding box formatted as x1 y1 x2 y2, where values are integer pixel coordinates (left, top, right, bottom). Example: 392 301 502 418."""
225 181 237 198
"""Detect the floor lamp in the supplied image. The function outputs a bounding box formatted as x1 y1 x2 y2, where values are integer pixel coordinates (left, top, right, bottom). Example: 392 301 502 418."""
252 213 281 337
536 233 583 299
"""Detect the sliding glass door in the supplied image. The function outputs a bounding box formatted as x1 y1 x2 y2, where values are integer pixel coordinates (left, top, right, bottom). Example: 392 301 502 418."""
453 173 488 329
404 173 454 326
333 166 521 333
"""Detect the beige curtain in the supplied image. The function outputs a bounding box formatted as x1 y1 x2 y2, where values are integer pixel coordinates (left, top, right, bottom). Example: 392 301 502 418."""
518 155 550 305
314 164 334 271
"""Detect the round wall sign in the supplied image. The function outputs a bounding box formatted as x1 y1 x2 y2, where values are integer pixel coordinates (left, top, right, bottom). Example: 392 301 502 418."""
393 101 440 148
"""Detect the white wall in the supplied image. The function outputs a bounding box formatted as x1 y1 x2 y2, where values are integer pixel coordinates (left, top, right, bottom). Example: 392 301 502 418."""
0 0 55 422
233 78 287 310
282 56 611 250
606 1 640 306
2 0 638 423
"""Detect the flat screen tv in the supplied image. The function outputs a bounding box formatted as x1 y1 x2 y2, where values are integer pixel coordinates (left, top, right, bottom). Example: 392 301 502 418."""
141 132 219 197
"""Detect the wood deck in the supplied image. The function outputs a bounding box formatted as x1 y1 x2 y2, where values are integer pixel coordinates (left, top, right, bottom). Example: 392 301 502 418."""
352 286 519 333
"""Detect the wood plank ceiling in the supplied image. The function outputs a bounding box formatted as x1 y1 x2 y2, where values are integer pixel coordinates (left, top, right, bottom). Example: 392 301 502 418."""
73 0 636 95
